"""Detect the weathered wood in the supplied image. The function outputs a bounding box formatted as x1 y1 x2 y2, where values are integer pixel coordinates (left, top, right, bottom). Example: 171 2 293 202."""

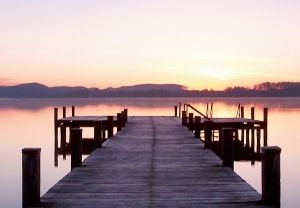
72 106 75 116
117 113 122 131
54 108 58 167
22 148 41 208
194 116 201 138
174 105 178 117
124 109 128 123
188 113 194 130
240 106 245 145
256 129 261 153
262 146 281 207
263 108 268 146
94 121 102 148
204 120 213 148
70 128 82 170
182 111 187 126
62 106 66 118
60 125 66 153
42 117 264 208
251 107 255 152
107 116 114 138
179 102 182 118
222 128 234 169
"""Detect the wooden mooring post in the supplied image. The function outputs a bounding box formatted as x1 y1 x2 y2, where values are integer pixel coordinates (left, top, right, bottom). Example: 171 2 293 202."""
179 102 181 118
251 107 255 152
70 128 82 170
263 108 268 146
94 121 102 148
194 116 201 138
117 113 122 131
107 116 114 138
174 105 178 117
222 128 234 169
54 108 58 167
22 148 41 208
240 106 245 144
188 113 194 130
204 120 213 148
60 108 67 159
72 106 75 116
124 109 128 123
182 111 187 126
262 146 281 207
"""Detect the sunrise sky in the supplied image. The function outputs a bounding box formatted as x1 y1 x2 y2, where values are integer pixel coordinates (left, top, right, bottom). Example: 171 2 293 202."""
0 0 299 90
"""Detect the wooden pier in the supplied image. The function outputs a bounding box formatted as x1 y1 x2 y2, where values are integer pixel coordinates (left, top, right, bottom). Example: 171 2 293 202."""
39 116 270 207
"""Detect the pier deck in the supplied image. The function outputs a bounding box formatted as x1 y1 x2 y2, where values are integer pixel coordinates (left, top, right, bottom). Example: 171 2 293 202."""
41 116 268 207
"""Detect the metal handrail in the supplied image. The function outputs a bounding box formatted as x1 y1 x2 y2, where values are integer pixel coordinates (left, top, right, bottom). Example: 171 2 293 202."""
183 103 210 120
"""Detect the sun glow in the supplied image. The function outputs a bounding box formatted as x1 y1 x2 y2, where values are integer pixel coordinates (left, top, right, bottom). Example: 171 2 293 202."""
197 67 236 81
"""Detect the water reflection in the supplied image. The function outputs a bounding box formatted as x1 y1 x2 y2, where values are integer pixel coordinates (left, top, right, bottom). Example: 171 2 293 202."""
0 98 299 207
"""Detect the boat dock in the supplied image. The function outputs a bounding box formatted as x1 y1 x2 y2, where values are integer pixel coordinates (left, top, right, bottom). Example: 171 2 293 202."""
40 115 272 207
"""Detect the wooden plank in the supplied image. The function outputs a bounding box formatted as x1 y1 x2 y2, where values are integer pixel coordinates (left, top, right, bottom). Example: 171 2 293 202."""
41 116 268 207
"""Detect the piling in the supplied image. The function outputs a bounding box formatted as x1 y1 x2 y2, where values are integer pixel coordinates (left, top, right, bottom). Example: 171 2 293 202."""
117 113 122 131
263 108 268 146
124 109 128 123
222 128 234 169
194 116 201 138
94 121 102 148
22 148 41 208
188 113 194 130
262 146 281 207
182 111 187 126
240 106 245 144
256 129 261 153
179 102 182 118
251 107 255 152
70 128 82 170
107 116 114 138
204 120 213 148
54 108 58 167
174 106 178 117
72 106 75 116
62 106 66 118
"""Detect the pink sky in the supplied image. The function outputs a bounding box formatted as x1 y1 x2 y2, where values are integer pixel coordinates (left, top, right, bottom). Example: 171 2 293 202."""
0 0 299 90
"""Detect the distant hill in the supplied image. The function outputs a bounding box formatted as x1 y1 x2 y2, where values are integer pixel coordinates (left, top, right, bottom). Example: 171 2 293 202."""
0 82 299 98
0 83 186 98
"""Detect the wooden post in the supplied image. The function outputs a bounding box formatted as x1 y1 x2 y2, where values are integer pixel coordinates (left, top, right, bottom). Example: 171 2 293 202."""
222 128 234 169
62 106 66 118
22 148 41 207
251 107 255 152
70 128 82 170
188 113 194 130
182 111 187 126
72 106 75 116
54 108 58 167
204 121 213 148
194 116 201 138
107 116 114 138
60 125 66 151
240 106 245 145
263 108 268 146
179 102 181 118
256 128 261 153
94 121 102 148
246 129 250 147
117 113 122 131
262 146 281 207
124 109 128 123
174 105 178 117
241 106 244 118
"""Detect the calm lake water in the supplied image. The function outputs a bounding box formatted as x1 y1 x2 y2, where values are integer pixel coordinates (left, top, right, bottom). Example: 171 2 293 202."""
0 97 299 207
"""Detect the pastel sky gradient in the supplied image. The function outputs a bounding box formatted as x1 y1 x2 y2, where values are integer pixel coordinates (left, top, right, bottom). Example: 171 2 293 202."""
0 0 299 90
